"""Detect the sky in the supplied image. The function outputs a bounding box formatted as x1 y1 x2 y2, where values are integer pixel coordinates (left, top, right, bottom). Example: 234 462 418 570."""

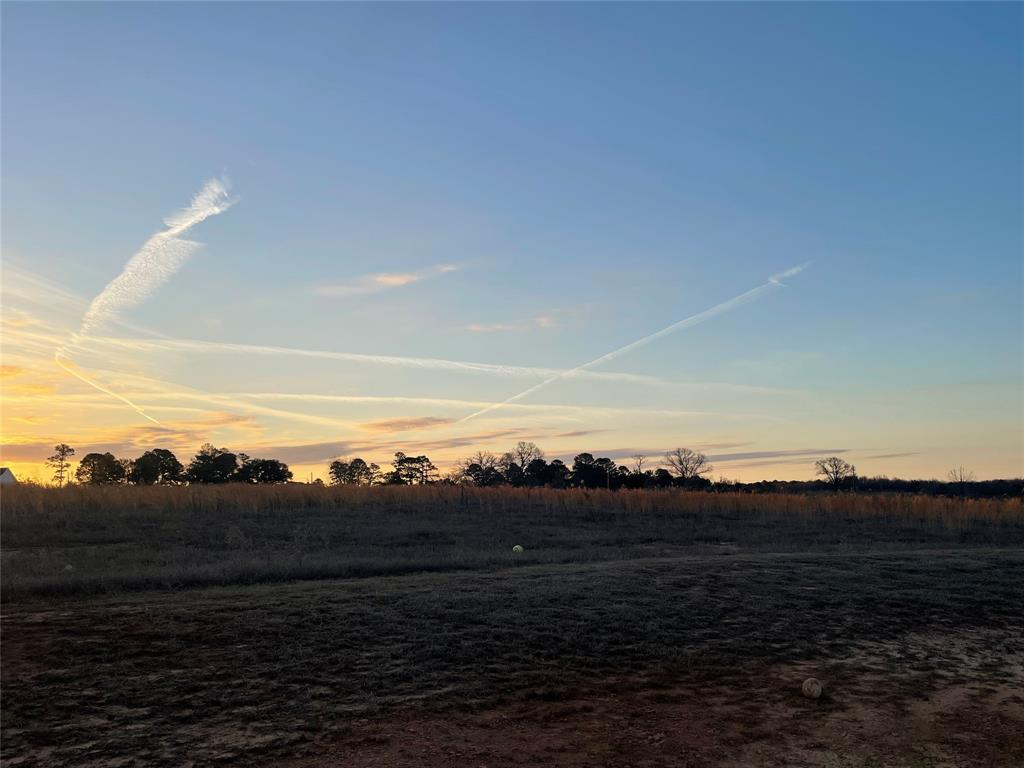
2 2 1022 484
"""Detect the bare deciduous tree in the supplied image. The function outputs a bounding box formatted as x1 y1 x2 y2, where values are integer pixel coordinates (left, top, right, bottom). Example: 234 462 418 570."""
664 448 712 480
631 454 648 474
509 441 545 470
948 466 976 498
814 456 856 489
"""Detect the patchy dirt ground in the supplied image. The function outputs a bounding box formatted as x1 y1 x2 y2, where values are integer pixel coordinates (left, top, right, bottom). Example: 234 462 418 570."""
3 550 1023 767
286 655 1024 768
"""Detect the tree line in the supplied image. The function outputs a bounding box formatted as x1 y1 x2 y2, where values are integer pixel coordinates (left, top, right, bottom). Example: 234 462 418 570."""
42 441 1019 498
45 443 292 486
325 444 715 490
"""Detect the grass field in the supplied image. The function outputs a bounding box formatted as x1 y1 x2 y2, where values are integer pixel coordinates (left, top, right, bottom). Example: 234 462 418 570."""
2 484 1021 597
2 486 1023 766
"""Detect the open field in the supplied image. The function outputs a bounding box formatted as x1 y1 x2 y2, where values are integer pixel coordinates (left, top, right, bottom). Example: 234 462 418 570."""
3 487 1023 766
2 485 1022 597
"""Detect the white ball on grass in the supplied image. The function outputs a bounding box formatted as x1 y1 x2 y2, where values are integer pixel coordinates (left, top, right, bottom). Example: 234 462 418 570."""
512 544 524 553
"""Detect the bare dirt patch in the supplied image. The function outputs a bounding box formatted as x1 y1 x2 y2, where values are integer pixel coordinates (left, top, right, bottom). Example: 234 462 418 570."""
282 654 1023 768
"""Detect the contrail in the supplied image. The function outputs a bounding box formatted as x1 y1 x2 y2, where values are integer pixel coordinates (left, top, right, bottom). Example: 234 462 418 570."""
458 263 811 423
46 362 366 431
49 334 665 386
77 178 235 336
54 352 161 425
56 177 236 423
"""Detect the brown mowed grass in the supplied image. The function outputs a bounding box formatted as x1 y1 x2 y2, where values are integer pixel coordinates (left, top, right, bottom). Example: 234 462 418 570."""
2 551 1022 767
2 484 1021 598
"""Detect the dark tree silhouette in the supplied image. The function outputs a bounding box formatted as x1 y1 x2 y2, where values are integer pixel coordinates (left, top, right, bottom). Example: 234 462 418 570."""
328 458 380 486
129 449 184 485
186 444 239 484
392 452 437 485
652 468 675 488
814 456 856 490
523 458 550 486
572 453 623 488
547 459 570 488
235 457 292 484
593 457 620 490
462 462 505 486
503 462 525 486
46 443 75 487
75 452 126 485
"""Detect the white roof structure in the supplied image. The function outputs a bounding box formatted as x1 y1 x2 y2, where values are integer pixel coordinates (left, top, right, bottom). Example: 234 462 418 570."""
0 467 18 485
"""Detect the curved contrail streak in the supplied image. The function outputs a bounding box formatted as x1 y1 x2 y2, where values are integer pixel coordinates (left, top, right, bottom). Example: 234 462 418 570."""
56 178 236 424
77 178 235 336
458 263 811 423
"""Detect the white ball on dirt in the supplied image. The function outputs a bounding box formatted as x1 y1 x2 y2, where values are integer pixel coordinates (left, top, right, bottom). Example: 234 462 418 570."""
801 677 823 699
512 544 524 553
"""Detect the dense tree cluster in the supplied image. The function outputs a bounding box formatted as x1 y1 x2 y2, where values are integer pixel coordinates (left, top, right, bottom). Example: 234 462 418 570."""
61 443 292 486
327 457 380 486
328 443 713 490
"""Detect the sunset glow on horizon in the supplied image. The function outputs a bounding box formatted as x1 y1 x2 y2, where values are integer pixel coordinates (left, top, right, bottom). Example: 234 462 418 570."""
2 3 1021 484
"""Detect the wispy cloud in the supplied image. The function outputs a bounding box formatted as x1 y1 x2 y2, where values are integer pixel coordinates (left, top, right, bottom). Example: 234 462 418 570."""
707 448 850 463
0 411 261 463
0 365 25 378
247 427 539 466
76 178 235 337
313 263 459 297
467 322 523 333
459 264 812 422
467 314 563 333
2 381 57 396
54 178 236 425
358 416 453 433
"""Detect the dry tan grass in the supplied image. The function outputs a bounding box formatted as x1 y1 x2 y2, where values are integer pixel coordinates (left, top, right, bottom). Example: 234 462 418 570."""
4 482 1020 524
2 484 1021 598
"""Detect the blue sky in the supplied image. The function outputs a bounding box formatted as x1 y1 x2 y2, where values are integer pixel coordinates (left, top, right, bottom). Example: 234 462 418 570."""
2 2 1021 481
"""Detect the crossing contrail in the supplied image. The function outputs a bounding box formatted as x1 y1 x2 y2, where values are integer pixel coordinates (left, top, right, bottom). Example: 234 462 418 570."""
458 263 811 423
58 335 662 386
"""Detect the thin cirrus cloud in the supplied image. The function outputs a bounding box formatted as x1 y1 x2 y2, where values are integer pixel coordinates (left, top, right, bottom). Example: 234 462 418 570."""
467 316 559 333
0 412 261 463
466 312 564 333
313 263 459 297
357 416 454 433
706 448 851 463
251 427 540 465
